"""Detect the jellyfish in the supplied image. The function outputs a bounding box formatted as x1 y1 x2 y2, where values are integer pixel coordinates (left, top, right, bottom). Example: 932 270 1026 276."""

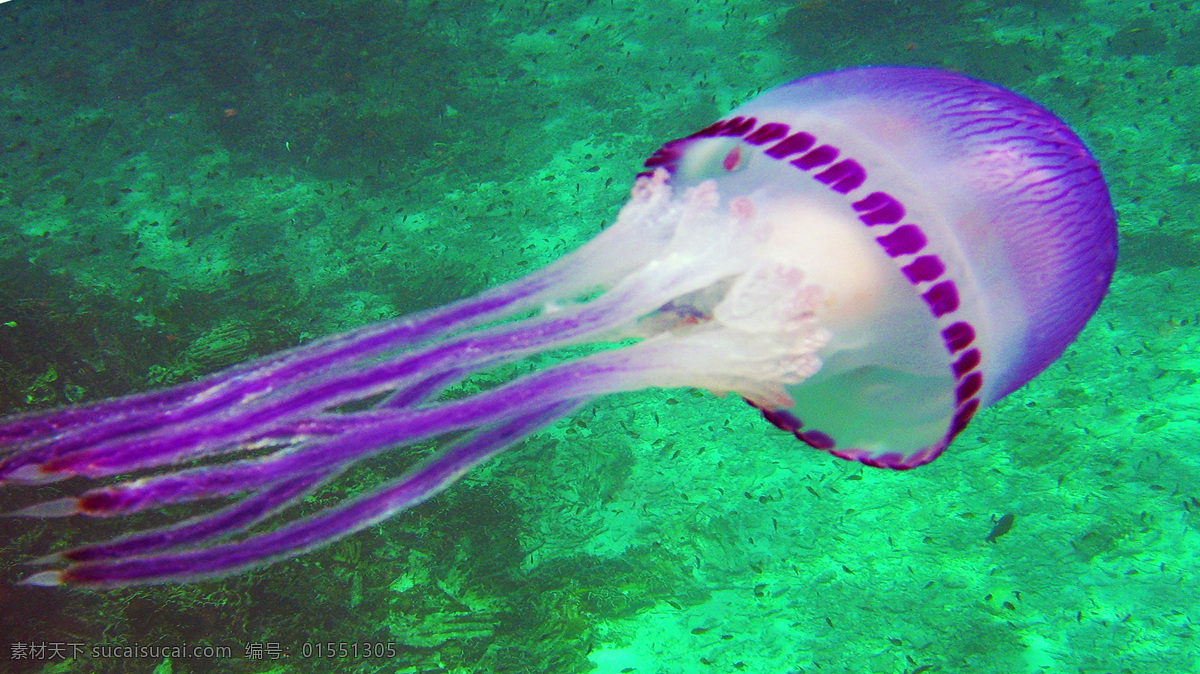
0 67 1117 587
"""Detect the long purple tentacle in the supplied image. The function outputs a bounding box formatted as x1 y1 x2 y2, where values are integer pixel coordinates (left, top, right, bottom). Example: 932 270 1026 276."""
7 281 661 484
0 265 567 466
18 367 482 563
49 473 331 564
13 365 476 519
45 351 650 514
26 399 583 587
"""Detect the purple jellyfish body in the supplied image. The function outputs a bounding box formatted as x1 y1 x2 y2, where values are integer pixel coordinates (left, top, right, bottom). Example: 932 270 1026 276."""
0 67 1117 587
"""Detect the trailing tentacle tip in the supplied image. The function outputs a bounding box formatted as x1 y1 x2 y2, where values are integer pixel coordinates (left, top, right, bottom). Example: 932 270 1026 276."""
0 462 67 486
9 497 81 518
20 570 65 587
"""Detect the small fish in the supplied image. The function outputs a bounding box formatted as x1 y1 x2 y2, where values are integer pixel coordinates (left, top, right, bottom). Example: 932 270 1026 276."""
985 513 1016 542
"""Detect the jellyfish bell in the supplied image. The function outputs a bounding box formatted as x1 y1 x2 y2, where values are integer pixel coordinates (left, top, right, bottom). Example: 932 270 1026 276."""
651 67 1116 466
0 67 1116 587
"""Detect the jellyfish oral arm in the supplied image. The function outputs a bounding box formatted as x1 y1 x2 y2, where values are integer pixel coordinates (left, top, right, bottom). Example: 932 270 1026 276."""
0 169 830 587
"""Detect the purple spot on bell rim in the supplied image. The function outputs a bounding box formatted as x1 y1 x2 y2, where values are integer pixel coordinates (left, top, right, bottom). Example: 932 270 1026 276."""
950 399 981 438
953 349 981 377
765 132 816 159
852 192 906 225
956 372 983 404
814 160 867 193
791 145 839 170
875 452 904 466
942 322 975 352
876 225 927 256
745 122 790 145
901 255 944 283
719 117 755 136
922 280 960 317
644 150 678 168
798 429 835 449
762 407 803 432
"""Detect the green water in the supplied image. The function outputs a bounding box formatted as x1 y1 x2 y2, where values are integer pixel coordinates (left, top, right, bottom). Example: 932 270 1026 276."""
0 0 1195 672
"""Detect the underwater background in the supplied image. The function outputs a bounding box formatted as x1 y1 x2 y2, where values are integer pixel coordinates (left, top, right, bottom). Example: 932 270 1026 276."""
0 0 1196 672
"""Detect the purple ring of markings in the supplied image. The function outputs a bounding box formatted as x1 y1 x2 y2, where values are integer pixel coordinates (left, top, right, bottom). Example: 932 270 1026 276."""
640 117 982 468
